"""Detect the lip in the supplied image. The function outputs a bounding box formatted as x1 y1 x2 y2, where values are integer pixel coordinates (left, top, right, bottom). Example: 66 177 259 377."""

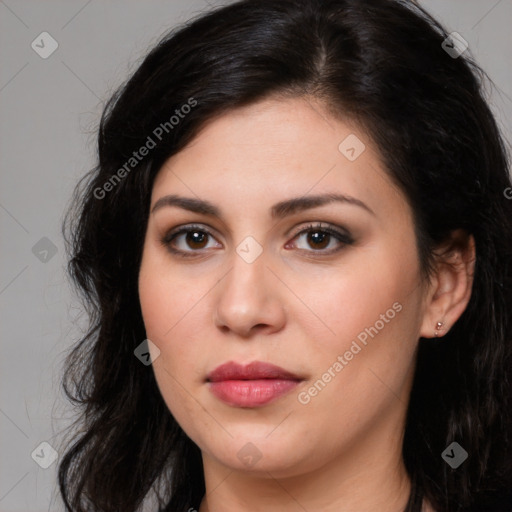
206 361 303 408
207 361 302 382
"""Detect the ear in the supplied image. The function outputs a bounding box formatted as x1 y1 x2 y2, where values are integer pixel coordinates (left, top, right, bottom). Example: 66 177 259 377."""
419 229 476 339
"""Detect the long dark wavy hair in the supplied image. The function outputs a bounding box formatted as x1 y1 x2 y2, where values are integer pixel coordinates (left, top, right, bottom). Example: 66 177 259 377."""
58 0 512 510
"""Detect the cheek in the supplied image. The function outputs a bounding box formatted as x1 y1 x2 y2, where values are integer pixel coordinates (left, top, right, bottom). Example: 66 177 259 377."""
138 271 200 378
296 240 422 406
138 271 201 434
138 243 201 342
300 248 419 351
138 246 210 412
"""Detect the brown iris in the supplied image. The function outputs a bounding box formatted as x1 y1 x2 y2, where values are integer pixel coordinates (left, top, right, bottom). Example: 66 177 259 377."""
186 230 208 249
306 230 330 250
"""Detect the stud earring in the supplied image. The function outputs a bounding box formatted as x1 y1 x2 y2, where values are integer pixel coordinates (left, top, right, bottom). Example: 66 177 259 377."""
434 321 444 337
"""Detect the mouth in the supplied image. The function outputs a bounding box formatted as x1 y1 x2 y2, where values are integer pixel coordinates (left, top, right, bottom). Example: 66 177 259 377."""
206 361 304 408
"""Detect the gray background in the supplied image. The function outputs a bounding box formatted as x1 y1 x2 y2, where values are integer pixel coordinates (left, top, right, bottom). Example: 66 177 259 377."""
1 1 511 511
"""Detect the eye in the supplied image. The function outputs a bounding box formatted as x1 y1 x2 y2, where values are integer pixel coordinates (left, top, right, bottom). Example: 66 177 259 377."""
160 224 221 257
160 222 354 258
286 223 354 255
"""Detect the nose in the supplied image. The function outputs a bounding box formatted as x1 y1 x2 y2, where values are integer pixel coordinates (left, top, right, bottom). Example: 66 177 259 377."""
212 248 286 338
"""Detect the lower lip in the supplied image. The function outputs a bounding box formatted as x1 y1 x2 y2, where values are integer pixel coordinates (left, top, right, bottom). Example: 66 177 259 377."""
208 379 300 407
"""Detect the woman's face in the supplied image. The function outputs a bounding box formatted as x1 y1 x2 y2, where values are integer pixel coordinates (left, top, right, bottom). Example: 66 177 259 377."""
138 97 431 479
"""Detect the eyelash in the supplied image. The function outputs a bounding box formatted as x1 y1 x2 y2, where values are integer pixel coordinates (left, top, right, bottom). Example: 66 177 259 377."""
160 222 354 258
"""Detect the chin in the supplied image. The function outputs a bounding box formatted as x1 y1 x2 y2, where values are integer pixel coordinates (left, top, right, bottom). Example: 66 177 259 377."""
203 435 312 476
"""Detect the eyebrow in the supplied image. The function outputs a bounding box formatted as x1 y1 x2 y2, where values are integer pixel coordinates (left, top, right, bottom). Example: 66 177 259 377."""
151 192 375 219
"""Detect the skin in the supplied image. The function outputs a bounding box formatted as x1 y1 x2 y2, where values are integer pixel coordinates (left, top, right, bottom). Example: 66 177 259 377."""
138 96 475 512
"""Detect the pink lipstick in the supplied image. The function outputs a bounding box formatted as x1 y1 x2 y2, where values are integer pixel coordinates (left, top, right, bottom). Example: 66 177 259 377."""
206 361 303 408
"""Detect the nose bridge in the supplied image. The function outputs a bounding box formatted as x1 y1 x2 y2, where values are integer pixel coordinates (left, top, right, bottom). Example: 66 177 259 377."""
222 242 269 308
213 240 285 335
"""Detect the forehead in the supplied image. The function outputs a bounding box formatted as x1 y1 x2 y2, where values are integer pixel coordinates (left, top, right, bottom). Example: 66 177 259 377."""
151 97 404 221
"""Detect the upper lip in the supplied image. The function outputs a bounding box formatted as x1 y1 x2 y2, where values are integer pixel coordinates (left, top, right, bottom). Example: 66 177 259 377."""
206 361 303 382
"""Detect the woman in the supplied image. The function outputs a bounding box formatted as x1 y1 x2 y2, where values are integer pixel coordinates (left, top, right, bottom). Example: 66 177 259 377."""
58 0 512 511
